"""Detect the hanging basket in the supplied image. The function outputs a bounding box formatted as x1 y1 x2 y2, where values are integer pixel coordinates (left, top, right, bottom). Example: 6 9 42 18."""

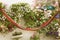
0 4 59 31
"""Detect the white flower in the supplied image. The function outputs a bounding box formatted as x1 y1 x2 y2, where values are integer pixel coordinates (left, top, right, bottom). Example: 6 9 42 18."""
55 23 59 26
37 14 39 16
58 28 60 36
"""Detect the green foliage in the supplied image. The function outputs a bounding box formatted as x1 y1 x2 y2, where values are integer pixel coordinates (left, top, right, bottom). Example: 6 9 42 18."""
30 33 40 40
10 3 30 23
0 2 6 26
0 2 5 8
0 2 14 33
10 3 48 28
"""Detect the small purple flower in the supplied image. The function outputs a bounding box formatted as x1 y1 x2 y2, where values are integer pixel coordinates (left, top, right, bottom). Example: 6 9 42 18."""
54 32 58 36
55 14 60 19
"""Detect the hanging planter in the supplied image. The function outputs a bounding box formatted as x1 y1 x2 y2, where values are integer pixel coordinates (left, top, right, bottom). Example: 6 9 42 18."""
0 2 59 31
0 1 60 40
